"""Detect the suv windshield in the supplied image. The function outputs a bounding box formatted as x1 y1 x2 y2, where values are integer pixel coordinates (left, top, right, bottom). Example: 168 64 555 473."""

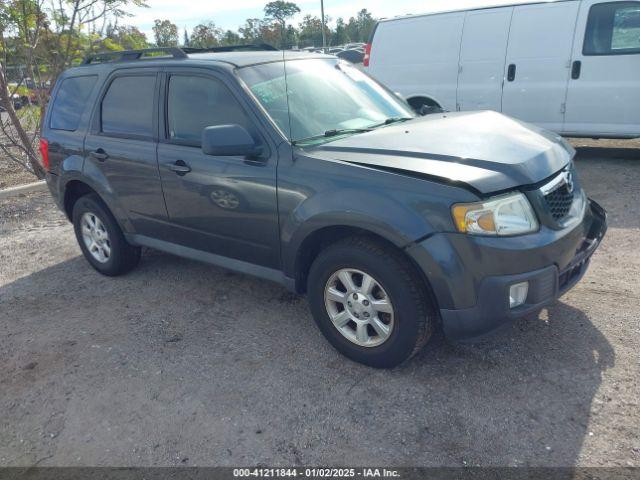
238 58 415 145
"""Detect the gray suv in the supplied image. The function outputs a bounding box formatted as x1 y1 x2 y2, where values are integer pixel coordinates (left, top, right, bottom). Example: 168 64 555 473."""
42 47 607 368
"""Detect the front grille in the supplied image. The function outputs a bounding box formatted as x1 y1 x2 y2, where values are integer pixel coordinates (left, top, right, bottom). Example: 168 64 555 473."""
544 183 574 221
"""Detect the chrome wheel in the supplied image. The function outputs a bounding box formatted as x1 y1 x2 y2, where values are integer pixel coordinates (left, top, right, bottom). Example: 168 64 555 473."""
80 212 111 264
324 268 395 347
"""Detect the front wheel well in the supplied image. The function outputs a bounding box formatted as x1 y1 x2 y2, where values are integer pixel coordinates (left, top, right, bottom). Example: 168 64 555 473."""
293 227 440 314
63 180 99 220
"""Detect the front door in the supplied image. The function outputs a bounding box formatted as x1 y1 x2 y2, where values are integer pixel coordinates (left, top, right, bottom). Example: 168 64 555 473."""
564 0 640 137
457 7 512 112
501 1 580 131
156 71 280 269
84 71 167 235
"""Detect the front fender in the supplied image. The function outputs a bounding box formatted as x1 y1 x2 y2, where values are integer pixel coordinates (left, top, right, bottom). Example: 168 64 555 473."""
280 187 436 277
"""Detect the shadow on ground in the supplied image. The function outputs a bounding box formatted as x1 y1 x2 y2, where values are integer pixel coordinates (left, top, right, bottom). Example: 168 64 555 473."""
0 250 614 466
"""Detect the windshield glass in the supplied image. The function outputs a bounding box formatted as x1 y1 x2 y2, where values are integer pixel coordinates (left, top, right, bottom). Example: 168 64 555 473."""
238 58 415 145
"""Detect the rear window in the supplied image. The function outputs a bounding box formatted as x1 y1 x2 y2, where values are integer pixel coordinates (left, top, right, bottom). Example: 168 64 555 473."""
101 75 156 137
584 1 640 55
49 75 98 131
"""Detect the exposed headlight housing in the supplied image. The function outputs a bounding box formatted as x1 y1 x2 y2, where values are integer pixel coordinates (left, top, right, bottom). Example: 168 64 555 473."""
452 192 539 236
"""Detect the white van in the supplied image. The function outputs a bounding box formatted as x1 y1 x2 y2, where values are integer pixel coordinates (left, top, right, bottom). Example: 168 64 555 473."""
365 0 640 138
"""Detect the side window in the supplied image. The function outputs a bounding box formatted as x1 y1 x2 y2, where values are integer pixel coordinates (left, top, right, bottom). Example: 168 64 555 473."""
167 75 250 145
584 1 640 55
101 75 156 137
50 76 98 131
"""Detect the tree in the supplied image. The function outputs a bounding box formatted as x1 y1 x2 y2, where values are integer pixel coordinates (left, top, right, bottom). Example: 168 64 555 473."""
0 0 147 178
152 19 178 47
183 28 189 47
298 14 330 47
346 9 376 43
107 25 148 50
264 1 299 47
239 18 264 44
221 30 240 45
190 22 222 48
332 17 348 45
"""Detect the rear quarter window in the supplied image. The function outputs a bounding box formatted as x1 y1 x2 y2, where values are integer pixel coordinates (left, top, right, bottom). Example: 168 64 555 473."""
49 75 98 131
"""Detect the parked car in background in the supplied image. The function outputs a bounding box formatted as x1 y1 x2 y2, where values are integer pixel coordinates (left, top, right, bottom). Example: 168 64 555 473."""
336 48 365 64
365 0 640 138
42 47 606 368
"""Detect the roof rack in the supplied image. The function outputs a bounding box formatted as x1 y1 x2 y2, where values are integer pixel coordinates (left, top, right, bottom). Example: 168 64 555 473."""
182 43 278 53
81 44 278 65
82 47 187 65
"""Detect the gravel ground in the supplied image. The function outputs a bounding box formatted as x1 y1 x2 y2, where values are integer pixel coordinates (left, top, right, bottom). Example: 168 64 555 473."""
0 147 638 467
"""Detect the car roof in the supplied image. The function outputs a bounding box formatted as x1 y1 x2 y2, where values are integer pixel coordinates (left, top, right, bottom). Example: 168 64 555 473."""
378 0 571 23
65 50 330 76
186 50 327 67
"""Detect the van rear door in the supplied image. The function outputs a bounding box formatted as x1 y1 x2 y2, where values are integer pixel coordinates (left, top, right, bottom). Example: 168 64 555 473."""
564 0 640 137
501 1 580 131
457 7 513 112
368 13 464 111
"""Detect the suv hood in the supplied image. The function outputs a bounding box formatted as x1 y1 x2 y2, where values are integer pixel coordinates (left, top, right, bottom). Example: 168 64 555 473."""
305 111 574 194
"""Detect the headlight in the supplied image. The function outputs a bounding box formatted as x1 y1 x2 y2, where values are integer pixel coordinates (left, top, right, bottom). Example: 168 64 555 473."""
452 192 539 236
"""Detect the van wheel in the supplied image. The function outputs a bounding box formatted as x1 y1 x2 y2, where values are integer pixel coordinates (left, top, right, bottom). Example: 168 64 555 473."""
307 237 435 368
72 193 141 276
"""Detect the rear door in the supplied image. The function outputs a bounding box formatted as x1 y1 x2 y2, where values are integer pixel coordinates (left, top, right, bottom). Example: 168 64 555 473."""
564 0 640 137
457 7 513 112
84 69 168 235
501 1 581 131
156 69 280 269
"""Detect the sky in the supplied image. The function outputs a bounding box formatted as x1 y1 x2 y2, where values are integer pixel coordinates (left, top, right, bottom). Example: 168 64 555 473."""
125 0 522 40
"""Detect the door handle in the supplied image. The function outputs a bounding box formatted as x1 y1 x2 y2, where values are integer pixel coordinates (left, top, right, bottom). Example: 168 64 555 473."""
89 149 109 162
166 160 191 176
507 63 516 82
571 60 582 80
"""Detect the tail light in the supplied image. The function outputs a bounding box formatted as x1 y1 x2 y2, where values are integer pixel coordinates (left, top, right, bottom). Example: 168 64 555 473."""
39 138 49 170
363 43 372 67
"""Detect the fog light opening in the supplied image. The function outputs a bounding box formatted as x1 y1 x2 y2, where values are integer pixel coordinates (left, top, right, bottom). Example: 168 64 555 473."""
509 281 529 308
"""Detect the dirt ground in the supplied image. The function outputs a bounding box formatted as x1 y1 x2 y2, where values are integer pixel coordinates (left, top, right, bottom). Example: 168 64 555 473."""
0 145 639 467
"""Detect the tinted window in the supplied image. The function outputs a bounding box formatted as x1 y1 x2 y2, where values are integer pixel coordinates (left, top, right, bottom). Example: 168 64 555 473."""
50 76 98 131
167 75 250 145
101 76 156 137
584 1 640 55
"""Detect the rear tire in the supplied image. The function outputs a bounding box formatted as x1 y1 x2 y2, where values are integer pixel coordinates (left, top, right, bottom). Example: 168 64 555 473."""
307 236 435 368
72 193 141 276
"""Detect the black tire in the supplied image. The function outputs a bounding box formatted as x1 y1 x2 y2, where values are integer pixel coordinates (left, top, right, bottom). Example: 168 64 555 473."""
307 236 435 368
72 193 141 276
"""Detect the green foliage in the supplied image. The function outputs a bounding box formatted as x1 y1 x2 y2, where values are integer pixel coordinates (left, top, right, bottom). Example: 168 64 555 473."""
153 19 178 47
190 22 222 48
265 1 300 24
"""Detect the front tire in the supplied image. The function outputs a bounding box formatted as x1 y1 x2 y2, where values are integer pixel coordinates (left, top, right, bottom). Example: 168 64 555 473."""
307 237 435 368
72 193 141 276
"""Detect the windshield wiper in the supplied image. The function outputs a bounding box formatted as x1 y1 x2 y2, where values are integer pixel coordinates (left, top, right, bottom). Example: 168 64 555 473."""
293 127 372 145
370 117 413 128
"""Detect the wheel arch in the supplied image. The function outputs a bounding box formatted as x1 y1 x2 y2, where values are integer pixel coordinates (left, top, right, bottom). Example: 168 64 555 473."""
60 177 132 234
290 224 441 315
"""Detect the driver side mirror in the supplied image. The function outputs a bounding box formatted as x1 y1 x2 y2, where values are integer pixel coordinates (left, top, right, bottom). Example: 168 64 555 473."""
201 124 263 157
